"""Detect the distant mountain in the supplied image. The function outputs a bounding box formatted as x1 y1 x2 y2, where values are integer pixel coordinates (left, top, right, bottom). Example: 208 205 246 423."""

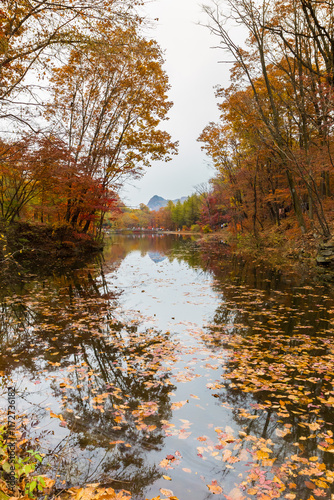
147 195 188 211
147 195 167 211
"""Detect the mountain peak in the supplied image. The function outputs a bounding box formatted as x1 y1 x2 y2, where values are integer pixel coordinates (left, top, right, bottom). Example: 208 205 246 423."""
147 195 188 211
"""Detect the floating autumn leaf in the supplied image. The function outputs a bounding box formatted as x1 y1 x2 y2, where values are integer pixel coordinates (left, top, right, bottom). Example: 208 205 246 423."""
49 411 64 421
304 481 316 490
171 401 188 410
66 485 131 499
159 488 173 497
178 431 191 440
227 487 245 500
162 476 172 481
207 480 223 494
275 428 290 437
159 459 172 469
190 394 199 399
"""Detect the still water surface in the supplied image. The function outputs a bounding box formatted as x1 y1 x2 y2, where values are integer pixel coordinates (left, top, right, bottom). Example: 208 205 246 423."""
0 234 333 499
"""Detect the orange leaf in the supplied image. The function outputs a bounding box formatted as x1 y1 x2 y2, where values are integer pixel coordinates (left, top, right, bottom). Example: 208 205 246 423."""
207 480 223 494
160 488 173 497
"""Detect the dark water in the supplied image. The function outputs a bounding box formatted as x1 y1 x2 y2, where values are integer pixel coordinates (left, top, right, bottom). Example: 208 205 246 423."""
0 234 333 499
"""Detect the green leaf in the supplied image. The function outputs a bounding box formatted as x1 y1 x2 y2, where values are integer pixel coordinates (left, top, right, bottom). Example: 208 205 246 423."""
2 462 11 473
23 464 35 475
38 476 46 487
29 480 37 492
0 490 10 500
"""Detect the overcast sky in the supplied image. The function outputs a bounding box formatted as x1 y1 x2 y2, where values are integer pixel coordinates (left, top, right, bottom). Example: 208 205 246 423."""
120 0 232 207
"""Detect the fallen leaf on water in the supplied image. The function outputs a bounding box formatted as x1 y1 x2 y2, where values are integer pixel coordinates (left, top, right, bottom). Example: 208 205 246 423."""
160 488 173 497
171 401 188 410
178 431 191 440
50 411 64 421
207 480 223 494
227 487 246 500
162 476 171 481
275 428 290 437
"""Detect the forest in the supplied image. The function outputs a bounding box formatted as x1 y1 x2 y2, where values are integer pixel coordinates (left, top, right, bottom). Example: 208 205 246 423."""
1 1 334 500
0 0 177 256
3 0 334 258
199 0 334 242
118 0 334 258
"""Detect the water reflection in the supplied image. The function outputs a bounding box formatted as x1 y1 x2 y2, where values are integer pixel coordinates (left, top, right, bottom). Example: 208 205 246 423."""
148 252 167 264
0 249 179 496
0 234 333 499
196 241 334 498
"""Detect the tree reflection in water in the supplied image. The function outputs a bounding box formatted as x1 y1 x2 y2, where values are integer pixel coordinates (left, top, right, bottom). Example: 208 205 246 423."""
196 240 334 499
0 250 177 496
0 234 333 500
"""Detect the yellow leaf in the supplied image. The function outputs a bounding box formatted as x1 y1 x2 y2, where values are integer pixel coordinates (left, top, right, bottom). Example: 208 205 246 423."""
247 488 257 495
49 411 63 421
255 450 269 460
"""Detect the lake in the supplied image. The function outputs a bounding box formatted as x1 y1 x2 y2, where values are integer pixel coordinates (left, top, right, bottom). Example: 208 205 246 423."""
0 234 333 500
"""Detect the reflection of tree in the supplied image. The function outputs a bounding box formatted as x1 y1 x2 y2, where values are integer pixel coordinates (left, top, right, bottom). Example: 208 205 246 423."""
0 249 177 497
1 234 333 498
104 233 181 261
44 323 174 494
195 241 334 497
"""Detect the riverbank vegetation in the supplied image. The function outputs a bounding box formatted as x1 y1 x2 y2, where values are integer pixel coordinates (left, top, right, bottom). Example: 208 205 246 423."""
198 0 334 249
117 0 334 264
0 0 177 260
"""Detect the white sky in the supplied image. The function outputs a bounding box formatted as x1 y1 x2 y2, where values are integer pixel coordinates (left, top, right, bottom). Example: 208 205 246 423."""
120 0 232 207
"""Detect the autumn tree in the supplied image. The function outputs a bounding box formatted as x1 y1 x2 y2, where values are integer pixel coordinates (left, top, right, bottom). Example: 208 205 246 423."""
0 135 68 223
44 27 177 232
0 0 142 130
202 0 334 238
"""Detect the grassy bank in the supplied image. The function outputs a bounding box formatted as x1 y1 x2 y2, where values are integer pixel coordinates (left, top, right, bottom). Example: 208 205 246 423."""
198 222 329 277
0 221 103 275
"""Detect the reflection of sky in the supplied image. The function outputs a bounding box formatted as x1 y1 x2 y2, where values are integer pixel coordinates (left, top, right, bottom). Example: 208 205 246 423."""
103 250 219 333
99 245 238 499
2 236 332 500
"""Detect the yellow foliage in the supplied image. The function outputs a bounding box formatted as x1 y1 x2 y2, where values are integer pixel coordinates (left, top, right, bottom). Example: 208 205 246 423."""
66 485 131 500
